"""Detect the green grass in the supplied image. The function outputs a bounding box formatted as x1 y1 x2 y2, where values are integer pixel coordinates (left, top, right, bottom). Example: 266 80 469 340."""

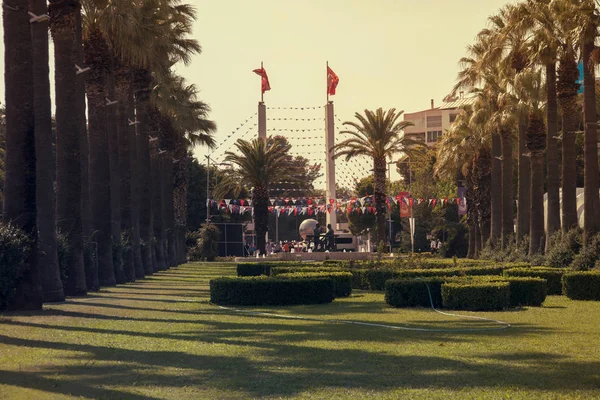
1 262 600 399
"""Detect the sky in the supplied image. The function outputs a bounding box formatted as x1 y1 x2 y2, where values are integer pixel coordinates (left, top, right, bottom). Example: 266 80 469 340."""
0 0 516 188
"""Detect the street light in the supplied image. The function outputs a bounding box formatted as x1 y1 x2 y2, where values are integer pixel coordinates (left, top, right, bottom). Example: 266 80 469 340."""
398 157 415 254
387 160 395 255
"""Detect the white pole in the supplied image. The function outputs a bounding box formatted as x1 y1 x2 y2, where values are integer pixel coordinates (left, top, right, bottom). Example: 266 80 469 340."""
205 155 210 223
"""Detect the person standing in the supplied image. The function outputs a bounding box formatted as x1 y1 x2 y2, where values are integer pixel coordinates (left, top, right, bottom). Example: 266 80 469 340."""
325 224 335 250
313 223 321 251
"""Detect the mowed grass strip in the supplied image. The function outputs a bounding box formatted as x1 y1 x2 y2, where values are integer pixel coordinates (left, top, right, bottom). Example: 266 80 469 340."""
1 262 600 399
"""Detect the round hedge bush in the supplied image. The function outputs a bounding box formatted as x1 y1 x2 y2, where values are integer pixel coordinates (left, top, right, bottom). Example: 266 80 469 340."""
385 278 445 308
210 277 334 305
562 271 600 301
504 277 547 307
277 271 352 298
504 267 566 295
442 281 510 311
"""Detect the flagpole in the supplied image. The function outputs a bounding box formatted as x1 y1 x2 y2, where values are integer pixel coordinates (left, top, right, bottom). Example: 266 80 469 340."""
261 61 264 103
326 61 329 103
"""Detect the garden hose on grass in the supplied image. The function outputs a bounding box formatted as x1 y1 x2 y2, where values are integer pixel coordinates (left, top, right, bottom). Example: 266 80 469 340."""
215 279 511 333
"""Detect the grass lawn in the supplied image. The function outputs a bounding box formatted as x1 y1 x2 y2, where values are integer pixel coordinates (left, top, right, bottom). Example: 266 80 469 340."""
1 262 600 399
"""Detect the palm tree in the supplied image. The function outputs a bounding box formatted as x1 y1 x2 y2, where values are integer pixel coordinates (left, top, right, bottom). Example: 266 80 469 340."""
30 0 64 302
2 0 43 310
219 137 299 255
333 108 418 245
49 0 88 296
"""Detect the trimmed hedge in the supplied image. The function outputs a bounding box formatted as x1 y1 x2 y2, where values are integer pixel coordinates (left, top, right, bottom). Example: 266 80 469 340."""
442 281 510 311
396 266 504 279
504 267 566 295
504 277 547 307
210 277 334 305
385 278 445 308
562 272 600 301
277 272 352 298
237 263 271 277
271 266 344 276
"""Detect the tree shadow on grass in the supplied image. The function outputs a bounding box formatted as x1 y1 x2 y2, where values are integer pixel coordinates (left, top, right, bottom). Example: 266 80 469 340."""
0 331 598 398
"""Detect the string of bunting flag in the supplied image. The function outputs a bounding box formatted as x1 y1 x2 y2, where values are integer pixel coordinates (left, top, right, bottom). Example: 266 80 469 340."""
206 195 467 216
266 106 324 110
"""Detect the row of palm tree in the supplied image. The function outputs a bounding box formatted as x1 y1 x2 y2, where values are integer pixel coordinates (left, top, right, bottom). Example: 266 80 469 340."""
2 0 215 310
436 0 599 257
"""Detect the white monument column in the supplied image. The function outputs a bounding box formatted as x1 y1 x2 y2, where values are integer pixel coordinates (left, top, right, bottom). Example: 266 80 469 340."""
325 101 336 229
258 102 266 142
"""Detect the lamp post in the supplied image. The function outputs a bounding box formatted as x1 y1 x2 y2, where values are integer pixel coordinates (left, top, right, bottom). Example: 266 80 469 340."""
399 157 415 254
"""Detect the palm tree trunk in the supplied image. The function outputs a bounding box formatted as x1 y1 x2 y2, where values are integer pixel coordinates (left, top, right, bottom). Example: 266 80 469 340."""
527 112 546 255
174 152 189 263
254 185 269 255
30 0 64 303
50 0 87 297
582 30 599 241
373 157 387 246
529 152 545 254
2 0 43 310
490 132 502 247
74 8 96 291
500 127 514 249
165 156 177 267
84 28 115 287
127 83 144 279
153 154 167 271
558 48 579 232
106 66 125 283
134 69 154 275
115 65 135 282
546 61 561 246
516 112 530 243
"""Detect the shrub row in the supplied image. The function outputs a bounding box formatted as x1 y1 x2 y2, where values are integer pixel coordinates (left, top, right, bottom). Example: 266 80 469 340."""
504 267 566 295
562 271 600 300
385 276 547 310
441 281 511 311
210 277 334 305
271 266 345 276
277 272 352 298
237 263 272 277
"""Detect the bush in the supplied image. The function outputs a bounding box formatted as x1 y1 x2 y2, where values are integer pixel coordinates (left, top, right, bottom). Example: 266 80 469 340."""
546 228 582 268
504 277 547 307
396 266 504 279
442 281 510 311
0 223 31 310
349 269 369 290
504 267 566 295
189 224 220 262
271 265 343 276
385 278 445 308
237 263 271 277
56 232 71 293
562 271 600 301
364 269 401 291
278 272 352 298
570 234 600 271
210 277 334 305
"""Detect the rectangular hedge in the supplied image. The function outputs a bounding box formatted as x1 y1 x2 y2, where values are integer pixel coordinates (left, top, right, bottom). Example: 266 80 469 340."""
503 277 547 307
442 281 510 311
237 263 271 277
562 271 600 301
277 271 352 298
271 266 345 276
210 277 334 305
385 278 445 308
504 267 566 295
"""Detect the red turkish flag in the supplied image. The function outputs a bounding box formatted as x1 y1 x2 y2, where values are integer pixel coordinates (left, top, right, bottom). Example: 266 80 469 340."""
253 67 271 94
327 66 339 95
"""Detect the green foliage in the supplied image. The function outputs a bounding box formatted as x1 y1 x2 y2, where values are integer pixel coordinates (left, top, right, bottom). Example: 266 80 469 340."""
209 277 334 305
396 265 504 279
56 232 71 294
504 267 566 295
562 272 600 301
442 281 510 311
277 271 352 298
546 229 582 268
385 278 445 308
0 223 31 310
503 277 547 307
189 224 220 262
271 265 343 276
236 263 271 277
570 234 600 271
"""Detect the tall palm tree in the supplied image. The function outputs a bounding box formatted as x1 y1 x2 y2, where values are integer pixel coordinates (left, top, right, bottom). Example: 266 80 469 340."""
2 0 43 310
49 0 87 296
30 0 64 302
333 108 418 245
522 0 562 243
219 137 300 255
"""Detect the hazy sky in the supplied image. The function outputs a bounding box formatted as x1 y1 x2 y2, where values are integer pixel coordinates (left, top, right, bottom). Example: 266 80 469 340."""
1 0 516 187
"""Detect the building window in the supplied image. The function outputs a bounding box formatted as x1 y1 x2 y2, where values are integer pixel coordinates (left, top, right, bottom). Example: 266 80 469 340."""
427 131 443 142
449 113 458 123
427 115 442 128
